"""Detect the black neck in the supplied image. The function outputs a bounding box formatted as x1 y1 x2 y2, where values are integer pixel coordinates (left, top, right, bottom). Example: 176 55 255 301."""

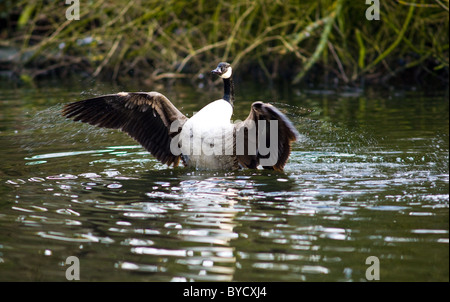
223 77 234 106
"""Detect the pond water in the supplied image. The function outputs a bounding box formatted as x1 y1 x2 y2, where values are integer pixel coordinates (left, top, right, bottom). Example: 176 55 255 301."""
0 79 448 281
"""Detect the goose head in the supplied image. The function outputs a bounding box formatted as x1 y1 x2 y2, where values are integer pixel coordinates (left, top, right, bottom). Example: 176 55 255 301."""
211 62 232 79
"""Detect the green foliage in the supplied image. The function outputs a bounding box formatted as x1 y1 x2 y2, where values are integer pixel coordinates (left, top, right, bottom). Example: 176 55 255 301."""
1 0 448 85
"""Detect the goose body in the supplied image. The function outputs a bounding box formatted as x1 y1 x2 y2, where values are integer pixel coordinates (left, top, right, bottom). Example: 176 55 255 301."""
179 99 235 170
63 62 299 171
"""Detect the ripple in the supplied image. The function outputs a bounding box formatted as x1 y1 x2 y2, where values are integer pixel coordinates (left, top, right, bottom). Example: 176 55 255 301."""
46 174 78 180
366 205 410 211
116 261 166 273
132 247 187 257
37 231 114 243
25 149 113 160
411 229 448 234
177 228 239 245
121 238 155 246
301 265 330 274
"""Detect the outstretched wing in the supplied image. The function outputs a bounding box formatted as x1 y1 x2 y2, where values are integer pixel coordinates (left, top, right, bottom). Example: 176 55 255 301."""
236 102 299 171
62 92 188 167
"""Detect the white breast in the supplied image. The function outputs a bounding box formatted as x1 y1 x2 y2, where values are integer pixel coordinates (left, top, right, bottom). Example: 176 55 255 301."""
179 100 235 169
190 100 233 124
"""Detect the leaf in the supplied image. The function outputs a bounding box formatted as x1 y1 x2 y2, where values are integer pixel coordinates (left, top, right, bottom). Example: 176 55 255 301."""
18 3 36 28
355 29 366 69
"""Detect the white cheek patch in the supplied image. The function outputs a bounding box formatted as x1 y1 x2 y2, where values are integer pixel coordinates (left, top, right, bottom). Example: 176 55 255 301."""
220 67 232 79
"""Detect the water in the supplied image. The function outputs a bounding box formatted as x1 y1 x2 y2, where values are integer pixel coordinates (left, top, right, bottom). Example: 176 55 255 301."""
0 80 448 281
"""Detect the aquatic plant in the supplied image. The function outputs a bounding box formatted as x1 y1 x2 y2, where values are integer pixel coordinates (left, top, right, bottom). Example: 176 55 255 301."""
1 0 448 86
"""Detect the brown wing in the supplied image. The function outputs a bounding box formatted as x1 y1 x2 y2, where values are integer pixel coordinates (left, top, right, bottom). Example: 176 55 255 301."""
62 92 188 167
235 102 299 171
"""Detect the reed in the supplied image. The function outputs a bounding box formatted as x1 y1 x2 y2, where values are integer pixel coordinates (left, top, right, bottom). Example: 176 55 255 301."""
1 0 448 86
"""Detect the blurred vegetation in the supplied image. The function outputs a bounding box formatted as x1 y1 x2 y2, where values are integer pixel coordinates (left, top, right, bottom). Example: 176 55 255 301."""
0 0 448 87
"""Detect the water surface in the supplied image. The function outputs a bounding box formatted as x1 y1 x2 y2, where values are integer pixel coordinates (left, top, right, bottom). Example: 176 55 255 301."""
0 80 448 281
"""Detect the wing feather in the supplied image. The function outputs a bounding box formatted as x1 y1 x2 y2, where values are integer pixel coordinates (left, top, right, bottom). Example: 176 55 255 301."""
236 102 299 171
62 92 188 166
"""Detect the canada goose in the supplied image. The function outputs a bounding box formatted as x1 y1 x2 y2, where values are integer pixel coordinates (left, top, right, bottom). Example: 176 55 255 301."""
62 62 299 171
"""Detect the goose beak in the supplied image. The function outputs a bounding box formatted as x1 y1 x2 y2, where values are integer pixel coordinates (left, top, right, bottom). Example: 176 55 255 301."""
211 67 221 75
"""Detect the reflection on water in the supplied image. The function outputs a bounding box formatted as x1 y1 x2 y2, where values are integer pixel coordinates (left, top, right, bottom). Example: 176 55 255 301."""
0 82 448 281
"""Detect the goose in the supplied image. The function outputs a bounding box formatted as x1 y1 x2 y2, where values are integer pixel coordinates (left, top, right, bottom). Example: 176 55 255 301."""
62 62 299 171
